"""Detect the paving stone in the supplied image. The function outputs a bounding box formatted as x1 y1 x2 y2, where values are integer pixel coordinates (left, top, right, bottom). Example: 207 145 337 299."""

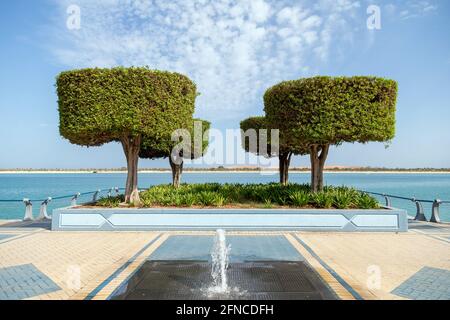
0 264 60 300
392 267 450 300
0 227 448 300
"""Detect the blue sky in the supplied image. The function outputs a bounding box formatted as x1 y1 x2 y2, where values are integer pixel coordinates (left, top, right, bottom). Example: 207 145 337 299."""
0 0 449 169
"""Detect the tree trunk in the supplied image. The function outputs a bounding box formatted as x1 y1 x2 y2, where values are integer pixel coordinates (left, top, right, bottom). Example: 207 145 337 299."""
279 152 292 186
121 135 141 205
169 157 183 188
310 145 319 193
309 144 329 192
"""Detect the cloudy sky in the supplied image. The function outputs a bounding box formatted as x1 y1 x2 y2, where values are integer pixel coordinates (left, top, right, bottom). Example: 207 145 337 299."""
0 0 449 168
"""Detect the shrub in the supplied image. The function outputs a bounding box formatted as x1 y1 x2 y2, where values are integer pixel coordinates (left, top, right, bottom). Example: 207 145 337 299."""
196 191 216 206
311 192 334 209
134 183 380 209
357 193 380 209
289 191 310 207
263 199 273 209
97 195 124 207
332 189 355 209
181 194 196 207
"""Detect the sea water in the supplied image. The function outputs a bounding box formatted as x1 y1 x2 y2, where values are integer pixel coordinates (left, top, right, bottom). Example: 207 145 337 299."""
0 172 449 222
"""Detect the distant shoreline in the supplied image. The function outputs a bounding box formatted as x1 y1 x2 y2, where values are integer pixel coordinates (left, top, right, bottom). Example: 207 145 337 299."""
1 168 450 174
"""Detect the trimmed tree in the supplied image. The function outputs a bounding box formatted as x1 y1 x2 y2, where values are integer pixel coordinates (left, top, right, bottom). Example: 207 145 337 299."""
240 116 307 185
264 76 397 192
140 119 210 188
57 67 196 203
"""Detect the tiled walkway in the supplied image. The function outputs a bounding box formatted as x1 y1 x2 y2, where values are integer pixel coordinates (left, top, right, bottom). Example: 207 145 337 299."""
0 221 449 300
392 267 450 300
0 264 60 300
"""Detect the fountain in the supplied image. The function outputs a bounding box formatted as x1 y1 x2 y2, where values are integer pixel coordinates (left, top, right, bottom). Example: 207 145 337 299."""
209 229 231 294
110 229 336 300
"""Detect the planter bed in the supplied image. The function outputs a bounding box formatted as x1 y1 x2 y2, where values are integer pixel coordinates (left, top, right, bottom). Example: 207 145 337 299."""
51 206 407 232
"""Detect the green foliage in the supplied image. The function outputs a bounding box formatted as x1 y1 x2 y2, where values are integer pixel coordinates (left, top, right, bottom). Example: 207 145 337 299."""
357 192 380 209
311 192 334 209
240 116 308 156
240 116 271 156
139 118 210 160
181 194 196 207
191 119 211 160
96 183 380 209
289 191 310 207
96 194 125 207
264 76 398 146
332 189 356 209
263 199 273 209
57 67 197 146
198 191 221 206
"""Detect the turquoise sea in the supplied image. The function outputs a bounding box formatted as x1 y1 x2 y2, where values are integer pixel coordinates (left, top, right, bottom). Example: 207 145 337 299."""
0 172 449 222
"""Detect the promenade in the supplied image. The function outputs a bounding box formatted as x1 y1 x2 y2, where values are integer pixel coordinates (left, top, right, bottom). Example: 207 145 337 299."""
0 220 448 300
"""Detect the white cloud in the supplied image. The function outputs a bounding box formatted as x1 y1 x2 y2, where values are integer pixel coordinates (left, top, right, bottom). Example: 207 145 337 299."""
249 0 272 23
395 0 438 20
49 0 363 121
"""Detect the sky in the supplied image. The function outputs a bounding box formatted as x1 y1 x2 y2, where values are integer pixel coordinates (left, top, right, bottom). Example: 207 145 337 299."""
0 0 449 169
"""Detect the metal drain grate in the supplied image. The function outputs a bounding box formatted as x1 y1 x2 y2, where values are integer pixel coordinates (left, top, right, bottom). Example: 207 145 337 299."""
111 261 337 300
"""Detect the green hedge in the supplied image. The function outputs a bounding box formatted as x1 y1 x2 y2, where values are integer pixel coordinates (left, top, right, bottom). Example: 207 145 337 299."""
57 67 197 146
264 76 397 145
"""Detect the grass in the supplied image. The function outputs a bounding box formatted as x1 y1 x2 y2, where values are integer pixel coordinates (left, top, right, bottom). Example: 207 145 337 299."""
96 183 380 209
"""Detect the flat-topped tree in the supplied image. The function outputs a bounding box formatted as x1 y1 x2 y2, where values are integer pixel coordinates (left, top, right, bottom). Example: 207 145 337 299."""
57 67 196 204
240 116 308 185
264 76 397 192
140 119 210 188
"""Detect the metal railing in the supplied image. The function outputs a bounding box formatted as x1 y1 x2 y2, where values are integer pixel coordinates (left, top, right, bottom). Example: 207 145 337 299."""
360 190 449 224
0 187 124 221
1 187 448 224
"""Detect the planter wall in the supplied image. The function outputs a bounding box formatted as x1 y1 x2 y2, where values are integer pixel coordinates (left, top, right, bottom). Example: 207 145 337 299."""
51 207 408 232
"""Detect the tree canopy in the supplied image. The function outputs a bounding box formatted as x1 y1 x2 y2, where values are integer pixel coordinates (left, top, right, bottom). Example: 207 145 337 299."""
264 76 397 191
57 67 197 202
140 118 210 187
240 116 308 184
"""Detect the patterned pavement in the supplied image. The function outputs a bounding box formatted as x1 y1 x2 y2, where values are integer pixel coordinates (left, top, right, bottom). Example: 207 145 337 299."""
0 264 60 300
0 221 449 300
392 267 450 300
